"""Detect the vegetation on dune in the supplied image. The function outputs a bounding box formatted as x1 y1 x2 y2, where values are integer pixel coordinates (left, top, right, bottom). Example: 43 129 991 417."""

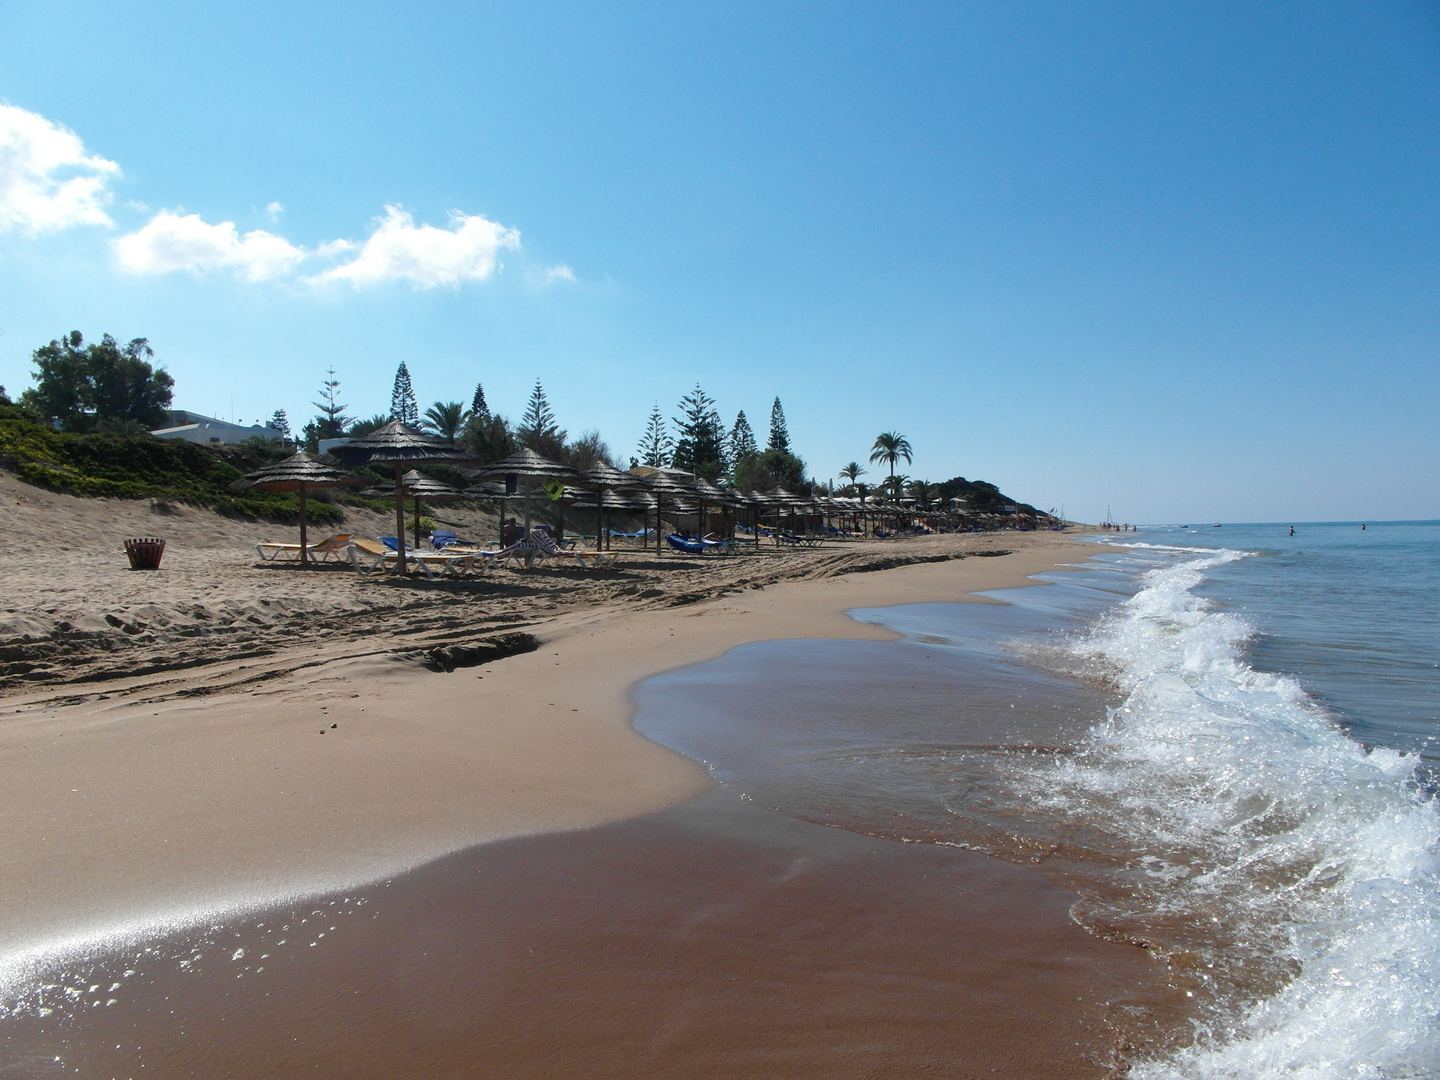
0 404 343 524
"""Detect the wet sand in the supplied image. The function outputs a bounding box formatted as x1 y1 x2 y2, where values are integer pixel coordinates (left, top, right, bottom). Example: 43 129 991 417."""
2 790 1182 1079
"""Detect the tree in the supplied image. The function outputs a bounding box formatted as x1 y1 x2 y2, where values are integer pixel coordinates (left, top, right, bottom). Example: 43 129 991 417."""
636 403 673 468
671 384 727 479
21 331 174 432
461 410 515 466
470 383 490 422
732 447 806 492
268 409 291 439
907 478 937 508
390 362 419 425
869 431 913 481
768 397 790 454
516 380 566 459
422 401 470 444
838 461 866 492
311 368 349 438
728 410 758 464
565 429 621 471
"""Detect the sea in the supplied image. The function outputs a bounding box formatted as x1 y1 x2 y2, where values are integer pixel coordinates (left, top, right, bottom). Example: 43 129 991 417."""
635 521 1440 1078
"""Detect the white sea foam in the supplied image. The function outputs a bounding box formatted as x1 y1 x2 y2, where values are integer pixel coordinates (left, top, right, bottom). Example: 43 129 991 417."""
1016 548 1439 1078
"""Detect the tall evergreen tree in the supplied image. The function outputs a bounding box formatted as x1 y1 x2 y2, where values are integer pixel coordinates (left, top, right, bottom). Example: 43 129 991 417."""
390 361 420 425
671 384 728 479
636 403 674 468
268 409 291 439
311 368 348 437
470 383 490 421
729 410 758 464
767 397 790 454
516 379 566 457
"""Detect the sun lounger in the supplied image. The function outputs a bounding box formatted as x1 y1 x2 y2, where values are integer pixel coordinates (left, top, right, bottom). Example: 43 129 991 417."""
347 538 483 579
254 534 355 562
527 530 618 568
665 534 732 555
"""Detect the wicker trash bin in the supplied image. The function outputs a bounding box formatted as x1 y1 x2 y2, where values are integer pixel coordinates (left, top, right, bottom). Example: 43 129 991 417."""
124 537 166 570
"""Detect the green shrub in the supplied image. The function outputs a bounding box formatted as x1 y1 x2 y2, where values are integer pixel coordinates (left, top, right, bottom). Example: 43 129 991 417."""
0 415 344 525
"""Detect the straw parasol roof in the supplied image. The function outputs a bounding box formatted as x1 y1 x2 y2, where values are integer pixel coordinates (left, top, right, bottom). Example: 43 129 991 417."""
361 469 465 500
324 421 471 571
469 447 578 482
232 450 353 494
232 450 358 566
359 469 465 550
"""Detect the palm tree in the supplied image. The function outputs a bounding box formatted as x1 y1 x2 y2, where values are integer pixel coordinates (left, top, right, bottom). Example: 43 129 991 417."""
422 401 470 444
869 432 913 482
884 473 909 499
838 461 866 493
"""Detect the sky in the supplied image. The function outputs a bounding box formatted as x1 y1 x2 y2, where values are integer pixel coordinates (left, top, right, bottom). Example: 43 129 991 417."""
0 0 1436 524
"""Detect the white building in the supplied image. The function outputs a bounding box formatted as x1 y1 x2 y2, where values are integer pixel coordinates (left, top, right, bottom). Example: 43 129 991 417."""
150 410 283 446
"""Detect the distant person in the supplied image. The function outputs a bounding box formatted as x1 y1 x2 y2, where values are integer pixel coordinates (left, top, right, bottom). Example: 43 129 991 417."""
1362 524 1367 530
1290 525 1294 536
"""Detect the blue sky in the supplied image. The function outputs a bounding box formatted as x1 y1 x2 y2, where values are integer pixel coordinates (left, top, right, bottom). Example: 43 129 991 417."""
0 1 1436 523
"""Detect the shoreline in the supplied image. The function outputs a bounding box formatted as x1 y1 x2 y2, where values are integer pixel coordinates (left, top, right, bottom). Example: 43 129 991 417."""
0 532 1091 975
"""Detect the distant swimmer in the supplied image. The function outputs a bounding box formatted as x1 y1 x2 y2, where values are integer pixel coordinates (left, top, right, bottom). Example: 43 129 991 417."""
1290 526 1294 536
1362 524 1367 530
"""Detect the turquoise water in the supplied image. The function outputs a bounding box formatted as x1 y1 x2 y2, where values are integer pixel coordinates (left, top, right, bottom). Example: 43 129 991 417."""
635 522 1440 1078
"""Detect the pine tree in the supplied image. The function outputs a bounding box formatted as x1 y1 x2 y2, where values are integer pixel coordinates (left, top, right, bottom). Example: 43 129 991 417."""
516 379 566 457
311 368 348 438
728 410 758 463
671 384 728 479
768 396 790 454
390 362 419 425
268 409 291 439
470 383 490 421
636 404 674 468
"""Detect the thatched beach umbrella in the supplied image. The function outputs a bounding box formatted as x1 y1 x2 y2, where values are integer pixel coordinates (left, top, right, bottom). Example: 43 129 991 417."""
636 469 696 553
470 448 579 562
231 450 357 566
579 462 646 550
324 420 471 573
360 469 465 551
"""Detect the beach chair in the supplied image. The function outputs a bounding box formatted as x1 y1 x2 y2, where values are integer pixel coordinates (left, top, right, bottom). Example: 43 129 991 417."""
254 534 355 562
528 530 618 568
665 534 731 556
347 538 480 579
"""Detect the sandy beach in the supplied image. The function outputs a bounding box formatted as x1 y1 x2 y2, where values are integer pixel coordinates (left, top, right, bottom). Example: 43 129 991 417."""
0 483 1181 1075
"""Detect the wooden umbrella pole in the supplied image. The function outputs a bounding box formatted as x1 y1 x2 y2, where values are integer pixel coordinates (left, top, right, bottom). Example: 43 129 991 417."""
298 483 309 567
393 463 408 574
413 494 422 551
523 481 534 569
596 495 602 552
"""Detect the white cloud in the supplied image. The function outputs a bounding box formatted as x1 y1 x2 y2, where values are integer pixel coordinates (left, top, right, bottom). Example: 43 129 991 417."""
544 264 577 284
0 103 119 234
265 201 283 220
309 205 520 288
114 210 304 281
